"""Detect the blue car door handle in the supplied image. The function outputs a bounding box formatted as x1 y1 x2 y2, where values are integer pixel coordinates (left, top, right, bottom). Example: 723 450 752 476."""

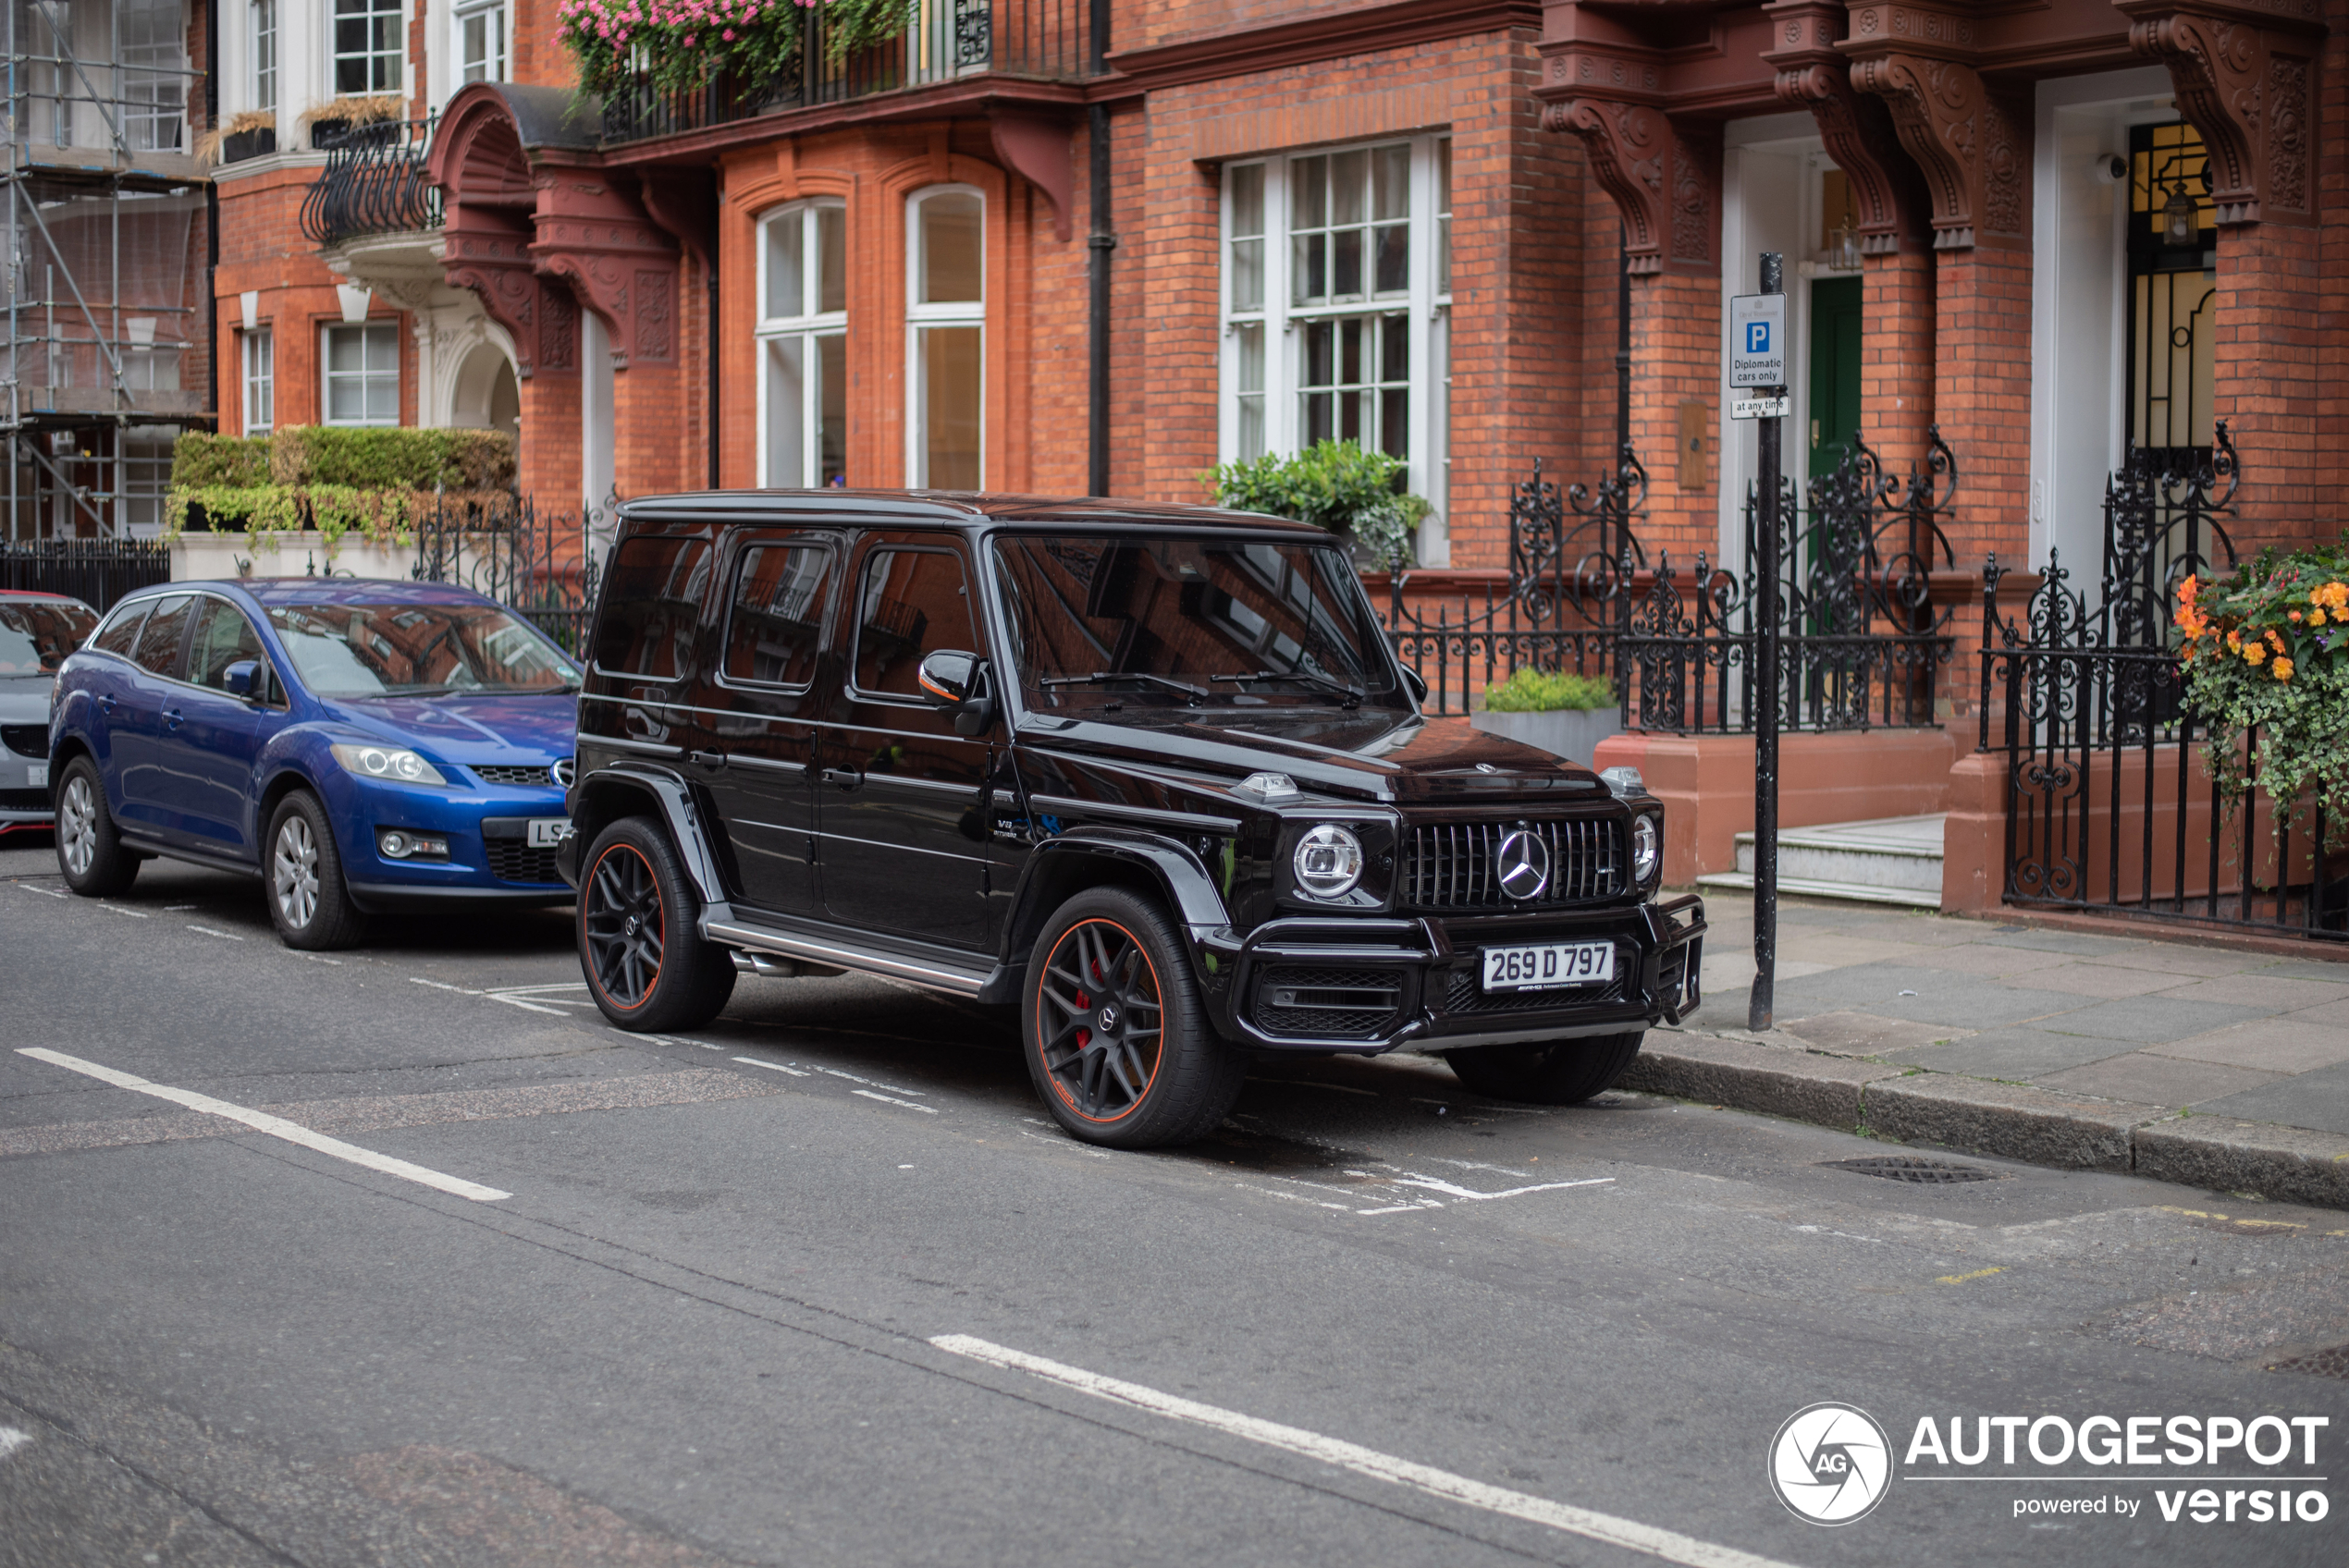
98 693 117 714
164 708 184 730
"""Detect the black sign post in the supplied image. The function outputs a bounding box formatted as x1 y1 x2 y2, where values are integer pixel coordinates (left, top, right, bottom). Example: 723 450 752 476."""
1748 253 1785 1032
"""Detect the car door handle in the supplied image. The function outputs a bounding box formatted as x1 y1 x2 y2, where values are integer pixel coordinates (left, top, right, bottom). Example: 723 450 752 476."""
821 767 862 791
97 693 117 714
688 749 727 769
164 708 184 730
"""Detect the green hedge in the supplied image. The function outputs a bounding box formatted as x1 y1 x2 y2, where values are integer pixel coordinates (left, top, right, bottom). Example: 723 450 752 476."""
166 484 518 549
1482 667 1617 713
171 426 516 492
1203 439 1431 569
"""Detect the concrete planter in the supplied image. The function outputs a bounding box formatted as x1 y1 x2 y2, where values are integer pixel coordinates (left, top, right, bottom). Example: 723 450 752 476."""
1470 706 1623 766
170 530 419 584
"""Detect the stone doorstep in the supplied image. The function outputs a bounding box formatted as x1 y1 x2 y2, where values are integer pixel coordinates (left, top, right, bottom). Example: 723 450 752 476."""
1625 1031 2349 1209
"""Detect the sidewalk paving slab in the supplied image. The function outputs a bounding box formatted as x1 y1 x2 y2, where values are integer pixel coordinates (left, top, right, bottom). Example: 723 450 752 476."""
2034 1051 2284 1109
1876 1026 2136 1079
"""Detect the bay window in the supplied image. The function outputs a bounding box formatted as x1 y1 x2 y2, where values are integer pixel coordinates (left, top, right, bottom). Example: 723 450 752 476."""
1222 136 1453 560
757 201 848 488
907 187 983 491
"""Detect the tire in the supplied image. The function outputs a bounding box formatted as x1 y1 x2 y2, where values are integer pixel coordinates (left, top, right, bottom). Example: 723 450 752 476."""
1022 887 1244 1148
266 791 369 950
577 816 737 1033
1445 1032 1645 1106
54 757 139 898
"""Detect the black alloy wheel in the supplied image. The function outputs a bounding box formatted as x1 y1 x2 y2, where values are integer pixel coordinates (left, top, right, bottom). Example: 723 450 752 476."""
1023 887 1243 1147
1445 1031 1646 1105
577 816 735 1032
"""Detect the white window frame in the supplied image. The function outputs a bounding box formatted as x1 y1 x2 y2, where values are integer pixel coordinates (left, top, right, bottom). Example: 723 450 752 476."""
242 326 275 435
1219 135 1453 556
321 322 400 426
332 0 404 98
756 199 849 488
454 0 509 85
904 184 985 489
251 0 278 112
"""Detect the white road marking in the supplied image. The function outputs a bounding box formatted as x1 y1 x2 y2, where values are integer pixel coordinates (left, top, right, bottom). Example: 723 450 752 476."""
15 1048 510 1203
1238 1182 1351 1212
0 1426 28 1460
1385 1172 1615 1204
483 993 568 1016
20 884 67 899
852 1089 938 1114
1019 1128 1110 1158
95 902 150 918
186 925 243 940
288 952 342 965
489 982 592 996
814 1065 926 1096
1353 1205 1426 1216
732 1057 810 1077
930 1337 1801 1568
410 977 479 993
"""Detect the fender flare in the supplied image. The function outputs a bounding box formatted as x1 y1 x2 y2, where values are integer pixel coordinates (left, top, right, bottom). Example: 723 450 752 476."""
1001 827 1235 963
569 762 731 912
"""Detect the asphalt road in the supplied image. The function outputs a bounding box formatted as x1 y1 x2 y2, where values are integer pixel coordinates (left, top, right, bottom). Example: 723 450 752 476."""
4 838 2346 1568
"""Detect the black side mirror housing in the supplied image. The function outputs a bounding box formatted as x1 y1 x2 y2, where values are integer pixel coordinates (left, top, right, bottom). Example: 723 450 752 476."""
224 659 261 700
918 650 996 737
1400 665 1429 706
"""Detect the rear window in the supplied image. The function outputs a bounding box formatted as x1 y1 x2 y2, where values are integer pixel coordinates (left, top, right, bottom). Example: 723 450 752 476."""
594 536 714 681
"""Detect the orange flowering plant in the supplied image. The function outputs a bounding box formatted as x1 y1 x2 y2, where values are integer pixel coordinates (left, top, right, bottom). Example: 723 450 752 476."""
2175 539 2349 839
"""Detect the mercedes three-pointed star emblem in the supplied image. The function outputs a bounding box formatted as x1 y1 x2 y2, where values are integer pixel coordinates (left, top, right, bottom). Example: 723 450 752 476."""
1494 825 1551 901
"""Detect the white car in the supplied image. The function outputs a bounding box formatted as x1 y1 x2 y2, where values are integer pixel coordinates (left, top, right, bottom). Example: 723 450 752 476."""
0 590 98 839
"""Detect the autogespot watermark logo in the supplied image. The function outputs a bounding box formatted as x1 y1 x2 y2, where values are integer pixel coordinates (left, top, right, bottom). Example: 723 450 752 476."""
1768 1403 1894 1525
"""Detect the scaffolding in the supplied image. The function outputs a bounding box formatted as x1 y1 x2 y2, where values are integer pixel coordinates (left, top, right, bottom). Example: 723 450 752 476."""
4 0 211 541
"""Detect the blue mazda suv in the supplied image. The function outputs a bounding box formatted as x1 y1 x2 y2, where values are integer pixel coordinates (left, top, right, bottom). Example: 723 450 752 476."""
49 579 582 949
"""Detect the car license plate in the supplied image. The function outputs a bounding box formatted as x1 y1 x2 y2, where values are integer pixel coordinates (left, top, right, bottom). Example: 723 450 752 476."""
27 763 45 789
1482 940 1615 993
527 816 572 848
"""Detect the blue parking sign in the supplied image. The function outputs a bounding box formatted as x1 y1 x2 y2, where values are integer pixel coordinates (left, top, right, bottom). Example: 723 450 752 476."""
1728 293 1786 388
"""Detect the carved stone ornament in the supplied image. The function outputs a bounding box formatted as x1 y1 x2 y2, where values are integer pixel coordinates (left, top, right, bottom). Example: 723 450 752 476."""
2118 2 2323 227
1846 47 2030 251
1765 3 1930 254
1537 93 1719 276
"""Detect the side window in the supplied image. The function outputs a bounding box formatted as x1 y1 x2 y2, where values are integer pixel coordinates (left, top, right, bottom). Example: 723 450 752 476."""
723 543 833 688
92 600 154 657
187 599 275 696
130 594 195 678
592 536 714 681
851 546 974 700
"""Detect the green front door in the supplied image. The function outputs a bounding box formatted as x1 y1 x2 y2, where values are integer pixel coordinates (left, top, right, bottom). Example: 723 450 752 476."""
1808 276 1863 478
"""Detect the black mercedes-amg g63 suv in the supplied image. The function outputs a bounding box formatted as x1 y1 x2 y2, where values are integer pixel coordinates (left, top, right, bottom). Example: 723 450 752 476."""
558 492 1703 1147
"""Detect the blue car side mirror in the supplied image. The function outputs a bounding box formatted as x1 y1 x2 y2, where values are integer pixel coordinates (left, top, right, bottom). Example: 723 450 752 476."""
224 659 261 699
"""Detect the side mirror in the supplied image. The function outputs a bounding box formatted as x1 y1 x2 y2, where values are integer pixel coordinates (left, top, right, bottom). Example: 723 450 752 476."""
918 650 996 737
224 659 261 700
1400 665 1429 706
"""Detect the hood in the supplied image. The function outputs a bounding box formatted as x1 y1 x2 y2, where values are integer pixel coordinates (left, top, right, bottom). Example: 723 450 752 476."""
319 691 579 762
1020 707 1604 805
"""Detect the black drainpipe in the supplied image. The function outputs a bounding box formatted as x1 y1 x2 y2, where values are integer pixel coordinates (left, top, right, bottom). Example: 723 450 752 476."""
1615 221 1630 461
205 0 222 435
1086 0 1113 496
707 196 720 490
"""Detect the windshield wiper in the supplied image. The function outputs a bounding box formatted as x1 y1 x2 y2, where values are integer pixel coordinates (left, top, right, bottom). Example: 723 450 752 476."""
1211 669 1364 706
1040 671 1209 702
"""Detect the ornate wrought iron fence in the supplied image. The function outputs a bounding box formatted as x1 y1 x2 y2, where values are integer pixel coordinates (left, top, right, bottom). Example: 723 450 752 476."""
1382 449 1643 715
299 117 443 247
1618 430 1960 734
0 538 172 612
1980 546 2344 940
409 492 610 658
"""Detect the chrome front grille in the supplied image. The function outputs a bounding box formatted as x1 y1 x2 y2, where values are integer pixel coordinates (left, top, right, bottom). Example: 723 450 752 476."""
1399 817 1623 911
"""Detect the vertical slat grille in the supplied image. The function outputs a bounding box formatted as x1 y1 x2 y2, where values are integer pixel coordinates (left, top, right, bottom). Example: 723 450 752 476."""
1398 817 1624 910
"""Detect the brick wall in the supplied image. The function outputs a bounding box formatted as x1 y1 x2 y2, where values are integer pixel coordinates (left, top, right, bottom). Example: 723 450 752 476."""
1931 246 2032 570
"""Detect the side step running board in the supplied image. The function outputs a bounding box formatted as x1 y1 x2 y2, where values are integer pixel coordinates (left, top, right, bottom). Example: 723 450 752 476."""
704 919 995 998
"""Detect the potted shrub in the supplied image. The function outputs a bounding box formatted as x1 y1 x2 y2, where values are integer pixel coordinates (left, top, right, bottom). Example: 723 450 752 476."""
195 109 277 165
1203 439 1432 570
300 93 405 148
1470 666 1623 765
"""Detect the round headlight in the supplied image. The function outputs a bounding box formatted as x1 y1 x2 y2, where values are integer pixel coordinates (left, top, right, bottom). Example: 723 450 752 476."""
1631 815 1660 883
359 747 391 777
1293 824 1365 900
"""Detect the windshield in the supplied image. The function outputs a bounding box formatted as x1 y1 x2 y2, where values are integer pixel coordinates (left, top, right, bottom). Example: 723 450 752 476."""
0 599 97 675
990 533 1402 712
264 600 579 697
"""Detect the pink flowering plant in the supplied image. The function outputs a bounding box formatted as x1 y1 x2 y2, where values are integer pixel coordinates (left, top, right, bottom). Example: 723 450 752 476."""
558 0 912 98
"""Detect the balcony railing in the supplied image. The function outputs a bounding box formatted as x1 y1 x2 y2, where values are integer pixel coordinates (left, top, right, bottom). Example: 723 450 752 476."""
299 118 444 248
602 0 1096 145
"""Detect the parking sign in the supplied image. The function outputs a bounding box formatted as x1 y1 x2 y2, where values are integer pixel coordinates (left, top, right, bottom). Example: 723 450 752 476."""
1728 293 1785 388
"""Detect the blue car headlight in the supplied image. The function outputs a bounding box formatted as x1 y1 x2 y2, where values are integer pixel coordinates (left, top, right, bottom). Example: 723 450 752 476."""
331 742 452 788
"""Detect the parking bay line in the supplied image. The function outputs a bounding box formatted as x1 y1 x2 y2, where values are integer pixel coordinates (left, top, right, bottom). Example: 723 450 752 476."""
929 1336 1800 1568
13 1048 511 1203
0 1426 28 1461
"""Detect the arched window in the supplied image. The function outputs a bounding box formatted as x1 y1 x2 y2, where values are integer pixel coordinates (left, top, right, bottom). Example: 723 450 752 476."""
757 200 848 487
906 186 982 490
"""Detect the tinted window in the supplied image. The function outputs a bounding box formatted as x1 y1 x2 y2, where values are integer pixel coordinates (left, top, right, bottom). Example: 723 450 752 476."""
92 599 154 658
131 594 195 678
723 543 832 688
187 599 274 693
0 598 97 674
851 546 973 699
594 536 713 681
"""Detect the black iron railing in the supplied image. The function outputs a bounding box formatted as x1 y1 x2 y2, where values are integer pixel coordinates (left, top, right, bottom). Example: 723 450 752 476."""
409 491 611 658
1617 431 1960 734
0 539 173 613
300 117 443 247
602 0 1096 144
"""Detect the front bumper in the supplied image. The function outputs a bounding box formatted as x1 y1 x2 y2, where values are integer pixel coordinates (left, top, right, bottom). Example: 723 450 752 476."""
324 776 574 912
1206 893 1704 1054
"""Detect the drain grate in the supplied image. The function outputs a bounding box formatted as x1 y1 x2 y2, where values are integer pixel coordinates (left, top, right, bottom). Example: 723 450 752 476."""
1823 1156 1999 1184
2267 1344 2349 1381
